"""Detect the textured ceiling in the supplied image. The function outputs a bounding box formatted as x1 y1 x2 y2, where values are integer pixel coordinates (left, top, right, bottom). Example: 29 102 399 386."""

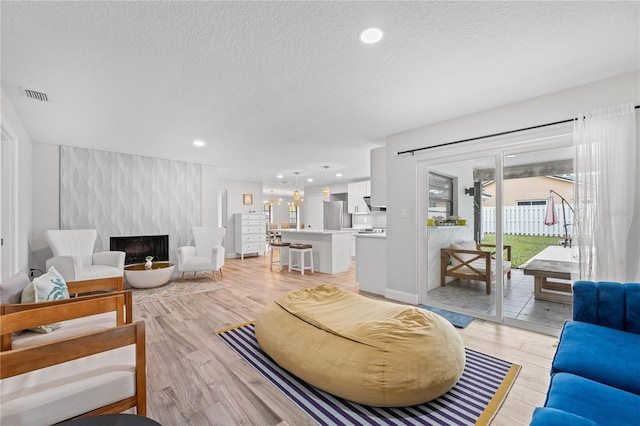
1 1 638 195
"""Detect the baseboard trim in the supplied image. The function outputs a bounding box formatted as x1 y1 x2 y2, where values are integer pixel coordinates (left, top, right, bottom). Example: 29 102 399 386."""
384 288 419 304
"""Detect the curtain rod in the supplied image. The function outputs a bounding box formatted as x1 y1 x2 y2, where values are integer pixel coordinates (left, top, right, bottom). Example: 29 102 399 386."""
395 104 640 157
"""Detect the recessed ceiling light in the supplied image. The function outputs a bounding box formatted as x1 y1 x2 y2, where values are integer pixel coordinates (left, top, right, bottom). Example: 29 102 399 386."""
360 27 383 44
307 178 314 182
193 140 205 147
336 173 343 177
277 174 283 179
506 154 517 158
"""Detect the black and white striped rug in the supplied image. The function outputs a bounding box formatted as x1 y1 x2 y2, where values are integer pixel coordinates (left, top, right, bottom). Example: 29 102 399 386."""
217 322 520 426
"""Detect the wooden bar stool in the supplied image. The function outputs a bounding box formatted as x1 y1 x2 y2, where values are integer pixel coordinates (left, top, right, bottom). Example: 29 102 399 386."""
289 243 314 275
270 241 290 271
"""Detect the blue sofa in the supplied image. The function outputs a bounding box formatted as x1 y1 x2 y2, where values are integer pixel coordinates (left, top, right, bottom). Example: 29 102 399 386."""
530 281 640 426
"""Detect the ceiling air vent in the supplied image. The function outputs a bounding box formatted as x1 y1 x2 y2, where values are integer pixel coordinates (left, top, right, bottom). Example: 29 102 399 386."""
24 89 50 102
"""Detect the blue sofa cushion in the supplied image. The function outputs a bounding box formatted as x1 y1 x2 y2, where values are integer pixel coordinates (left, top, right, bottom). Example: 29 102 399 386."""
552 321 640 395
573 281 640 333
626 283 640 334
544 373 640 426
530 407 597 426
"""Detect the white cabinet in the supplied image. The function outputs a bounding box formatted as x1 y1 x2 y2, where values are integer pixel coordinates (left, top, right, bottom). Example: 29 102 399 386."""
305 195 324 230
356 235 387 296
350 233 357 258
370 147 387 207
234 213 267 259
347 181 370 213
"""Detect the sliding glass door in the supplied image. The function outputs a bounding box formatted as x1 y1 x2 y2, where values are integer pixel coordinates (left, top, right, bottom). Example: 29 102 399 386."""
421 155 503 322
419 136 575 334
500 146 574 332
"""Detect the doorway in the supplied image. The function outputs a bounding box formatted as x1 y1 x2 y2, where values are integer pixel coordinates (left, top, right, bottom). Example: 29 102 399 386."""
1 123 18 279
419 131 574 335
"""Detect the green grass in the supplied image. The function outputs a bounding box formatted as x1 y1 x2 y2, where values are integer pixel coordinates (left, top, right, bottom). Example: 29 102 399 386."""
480 234 561 268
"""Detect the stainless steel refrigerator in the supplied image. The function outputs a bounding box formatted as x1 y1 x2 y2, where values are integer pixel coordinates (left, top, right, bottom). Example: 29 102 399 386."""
323 200 350 230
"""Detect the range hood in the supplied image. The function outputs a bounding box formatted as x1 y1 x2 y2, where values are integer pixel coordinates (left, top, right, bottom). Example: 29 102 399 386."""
363 196 386 212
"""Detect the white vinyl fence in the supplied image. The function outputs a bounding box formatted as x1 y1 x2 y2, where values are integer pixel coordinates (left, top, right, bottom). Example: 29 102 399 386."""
482 205 574 237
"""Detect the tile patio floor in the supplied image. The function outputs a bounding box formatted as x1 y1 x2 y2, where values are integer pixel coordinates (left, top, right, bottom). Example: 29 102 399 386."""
427 268 572 331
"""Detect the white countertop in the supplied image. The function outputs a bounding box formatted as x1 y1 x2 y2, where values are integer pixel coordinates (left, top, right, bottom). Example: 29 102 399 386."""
278 229 353 235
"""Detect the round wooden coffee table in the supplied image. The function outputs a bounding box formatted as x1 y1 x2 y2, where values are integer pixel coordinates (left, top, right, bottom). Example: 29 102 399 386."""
124 261 175 288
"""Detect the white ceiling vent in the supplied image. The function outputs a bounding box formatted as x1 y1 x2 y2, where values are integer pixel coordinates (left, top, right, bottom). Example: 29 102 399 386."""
23 88 50 102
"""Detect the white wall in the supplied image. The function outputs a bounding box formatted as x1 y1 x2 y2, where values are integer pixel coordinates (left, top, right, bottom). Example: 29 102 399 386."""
30 143 221 272
202 165 219 227
219 179 263 256
304 182 349 197
31 142 59 271
384 71 640 302
1 89 33 275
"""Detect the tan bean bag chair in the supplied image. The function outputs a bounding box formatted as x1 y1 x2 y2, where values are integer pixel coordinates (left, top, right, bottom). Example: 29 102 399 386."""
255 285 466 407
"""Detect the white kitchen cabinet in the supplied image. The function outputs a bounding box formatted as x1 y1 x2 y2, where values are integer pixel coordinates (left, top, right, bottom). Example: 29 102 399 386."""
350 233 356 258
355 234 386 295
234 213 267 259
347 180 370 213
370 147 387 207
305 195 324 230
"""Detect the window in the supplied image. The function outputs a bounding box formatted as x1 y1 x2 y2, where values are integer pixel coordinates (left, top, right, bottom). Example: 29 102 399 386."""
263 204 272 223
517 200 547 206
429 172 454 218
289 203 297 223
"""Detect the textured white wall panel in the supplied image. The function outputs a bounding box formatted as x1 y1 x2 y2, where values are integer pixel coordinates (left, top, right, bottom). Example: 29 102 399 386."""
60 146 201 265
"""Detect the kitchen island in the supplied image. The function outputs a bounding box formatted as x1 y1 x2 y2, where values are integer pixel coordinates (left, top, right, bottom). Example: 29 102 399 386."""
279 229 352 274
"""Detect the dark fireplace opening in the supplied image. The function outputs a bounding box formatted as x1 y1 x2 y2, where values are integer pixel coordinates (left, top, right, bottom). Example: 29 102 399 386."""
110 235 169 265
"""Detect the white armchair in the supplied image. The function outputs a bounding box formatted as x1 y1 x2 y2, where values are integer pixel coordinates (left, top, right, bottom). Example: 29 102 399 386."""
177 227 226 281
44 229 125 282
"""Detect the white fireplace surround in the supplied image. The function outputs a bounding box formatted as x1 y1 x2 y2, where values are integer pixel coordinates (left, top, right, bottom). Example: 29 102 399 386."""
60 146 201 267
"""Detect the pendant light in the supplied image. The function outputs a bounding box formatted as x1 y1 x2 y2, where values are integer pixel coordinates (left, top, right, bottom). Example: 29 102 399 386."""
322 166 330 198
293 172 300 201
263 189 279 207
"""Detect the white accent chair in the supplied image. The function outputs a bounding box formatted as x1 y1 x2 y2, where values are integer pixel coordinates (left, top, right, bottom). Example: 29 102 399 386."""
44 229 125 282
176 227 226 281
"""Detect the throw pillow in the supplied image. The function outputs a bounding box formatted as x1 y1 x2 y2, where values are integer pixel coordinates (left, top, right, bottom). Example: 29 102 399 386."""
1 271 30 304
21 266 70 333
449 241 479 266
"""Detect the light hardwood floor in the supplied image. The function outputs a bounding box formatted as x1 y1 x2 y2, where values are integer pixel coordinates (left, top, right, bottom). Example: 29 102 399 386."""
132 255 557 425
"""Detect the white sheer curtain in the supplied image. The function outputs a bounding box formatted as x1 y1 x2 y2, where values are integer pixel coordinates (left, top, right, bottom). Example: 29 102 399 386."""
573 103 639 282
